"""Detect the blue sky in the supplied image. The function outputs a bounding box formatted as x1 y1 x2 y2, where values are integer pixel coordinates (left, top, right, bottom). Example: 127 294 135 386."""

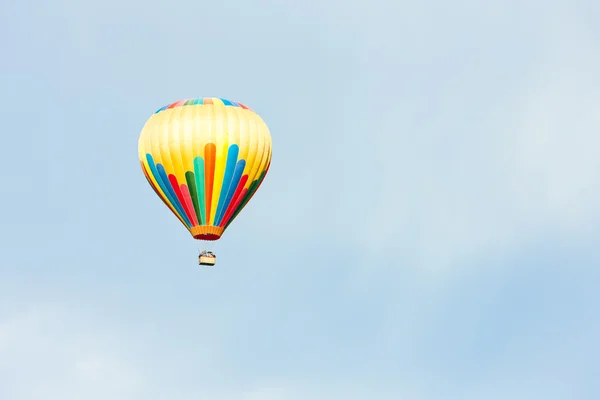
1 0 599 399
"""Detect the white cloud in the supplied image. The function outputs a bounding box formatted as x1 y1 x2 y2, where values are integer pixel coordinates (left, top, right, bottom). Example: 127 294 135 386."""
504 57 600 234
461 317 600 400
351 2 600 276
0 305 143 400
0 305 425 400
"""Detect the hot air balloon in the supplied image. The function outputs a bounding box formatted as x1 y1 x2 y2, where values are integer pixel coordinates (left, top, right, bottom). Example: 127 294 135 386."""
138 97 272 266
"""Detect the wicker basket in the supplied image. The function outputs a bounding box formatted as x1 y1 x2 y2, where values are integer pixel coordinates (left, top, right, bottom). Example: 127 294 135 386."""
199 256 216 266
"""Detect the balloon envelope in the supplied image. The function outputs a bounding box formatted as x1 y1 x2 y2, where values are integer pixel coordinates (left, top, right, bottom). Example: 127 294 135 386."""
138 97 272 241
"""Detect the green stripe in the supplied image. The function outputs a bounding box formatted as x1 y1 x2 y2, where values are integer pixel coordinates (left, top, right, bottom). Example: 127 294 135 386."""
185 171 201 224
193 156 207 224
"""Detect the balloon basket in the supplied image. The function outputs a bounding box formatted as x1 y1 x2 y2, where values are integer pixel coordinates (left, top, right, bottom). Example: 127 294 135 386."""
199 256 216 266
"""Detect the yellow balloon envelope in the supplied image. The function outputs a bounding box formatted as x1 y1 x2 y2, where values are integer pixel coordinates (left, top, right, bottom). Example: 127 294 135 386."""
138 97 272 241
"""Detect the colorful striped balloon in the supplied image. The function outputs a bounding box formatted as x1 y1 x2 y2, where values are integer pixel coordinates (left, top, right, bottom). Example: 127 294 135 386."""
138 97 272 241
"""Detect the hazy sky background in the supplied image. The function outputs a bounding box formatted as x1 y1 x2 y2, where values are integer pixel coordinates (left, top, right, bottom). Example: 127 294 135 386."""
1 0 599 399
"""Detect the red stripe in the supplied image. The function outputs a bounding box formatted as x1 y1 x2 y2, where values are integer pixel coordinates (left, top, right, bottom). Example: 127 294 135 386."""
223 164 271 227
219 188 248 227
221 163 271 227
220 174 248 224
237 102 252 111
168 174 195 224
180 184 199 226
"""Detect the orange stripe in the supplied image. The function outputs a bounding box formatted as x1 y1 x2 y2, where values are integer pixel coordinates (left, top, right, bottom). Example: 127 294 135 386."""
204 143 216 225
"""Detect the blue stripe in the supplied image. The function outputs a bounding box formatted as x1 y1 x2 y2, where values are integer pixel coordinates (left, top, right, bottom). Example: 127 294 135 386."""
154 104 169 113
145 155 191 227
215 159 246 225
156 164 192 227
146 155 191 227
